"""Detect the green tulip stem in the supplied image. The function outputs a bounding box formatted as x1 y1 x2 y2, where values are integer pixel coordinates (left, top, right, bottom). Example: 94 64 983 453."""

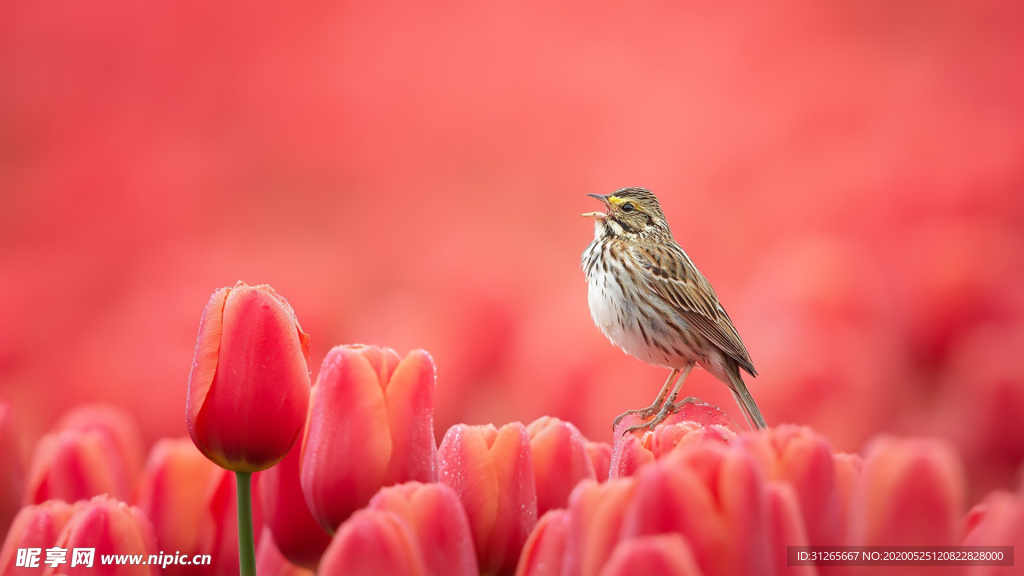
235 471 257 576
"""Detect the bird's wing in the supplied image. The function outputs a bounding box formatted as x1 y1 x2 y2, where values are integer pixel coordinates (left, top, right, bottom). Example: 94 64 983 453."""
629 243 757 376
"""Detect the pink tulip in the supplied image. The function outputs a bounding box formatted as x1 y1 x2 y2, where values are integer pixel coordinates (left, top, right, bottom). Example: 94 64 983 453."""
24 429 130 504
766 482 816 576
514 510 569 576
42 495 157 576
619 444 774 576
853 436 965 547
260 437 331 569
301 345 436 532
561 479 637 576
53 405 144 491
438 422 537 576
0 501 78 576
610 405 737 479
133 438 221 576
526 417 595 516
368 482 478 576
255 528 314 576
318 509 427 576
187 282 311 472
0 402 25 543
597 534 702 576
737 425 845 546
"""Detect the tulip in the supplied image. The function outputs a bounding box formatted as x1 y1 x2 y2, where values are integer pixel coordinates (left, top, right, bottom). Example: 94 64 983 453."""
318 509 427 576
737 425 845 546
962 488 1024 576
0 500 78 576
260 438 331 570
186 282 311 576
301 345 436 532
186 282 311 472
134 438 221 576
438 422 537 576
368 482 478 576
597 534 702 576
766 482 816 576
54 404 145 490
526 417 595 516
584 442 611 483
255 528 314 576
853 436 965 547
0 402 25 543
514 510 569 576
42 495 157 576
561 479 637 576
24 429 131 504
609 405 737 479
619 444 773 576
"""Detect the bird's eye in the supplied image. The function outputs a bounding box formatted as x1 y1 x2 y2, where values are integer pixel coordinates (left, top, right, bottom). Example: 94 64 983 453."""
621 202 635 213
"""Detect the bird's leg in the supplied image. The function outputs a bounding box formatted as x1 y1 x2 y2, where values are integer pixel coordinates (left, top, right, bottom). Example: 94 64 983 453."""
621 363 695 435
612 368 679 431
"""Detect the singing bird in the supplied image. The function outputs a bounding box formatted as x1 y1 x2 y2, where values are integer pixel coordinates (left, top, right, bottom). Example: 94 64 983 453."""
581 187 767 433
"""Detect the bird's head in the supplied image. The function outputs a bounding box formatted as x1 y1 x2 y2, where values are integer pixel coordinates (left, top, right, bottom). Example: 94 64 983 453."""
582 187 669 239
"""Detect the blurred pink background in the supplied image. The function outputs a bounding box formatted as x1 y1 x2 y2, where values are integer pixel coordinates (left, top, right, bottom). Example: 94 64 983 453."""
1 0 1022 502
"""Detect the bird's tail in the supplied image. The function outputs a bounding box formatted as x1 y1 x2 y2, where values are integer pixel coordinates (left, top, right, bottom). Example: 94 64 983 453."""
727 368 767 431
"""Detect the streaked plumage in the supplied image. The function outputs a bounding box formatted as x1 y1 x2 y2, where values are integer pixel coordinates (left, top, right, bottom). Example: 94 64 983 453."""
581 187 767 431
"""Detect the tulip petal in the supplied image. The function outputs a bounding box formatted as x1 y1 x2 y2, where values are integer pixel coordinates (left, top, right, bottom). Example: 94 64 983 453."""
562 479 637 576
318 510 427 576
25 430 130 504
515 509 569 576
596 534 702 576
0 501 78 576
260 437 331 569
382 350 438 485
527 417 595 516
43 495 158 576
256 528 315 576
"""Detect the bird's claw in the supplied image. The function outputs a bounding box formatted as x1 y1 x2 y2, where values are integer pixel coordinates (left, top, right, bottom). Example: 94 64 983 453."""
611 404 661 431
619 396 701 436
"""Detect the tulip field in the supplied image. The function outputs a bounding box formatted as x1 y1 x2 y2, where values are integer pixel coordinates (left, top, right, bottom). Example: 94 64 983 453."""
1 0 1024 575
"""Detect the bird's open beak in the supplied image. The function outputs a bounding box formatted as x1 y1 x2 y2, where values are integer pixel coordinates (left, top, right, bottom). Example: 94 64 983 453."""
581 193 610 219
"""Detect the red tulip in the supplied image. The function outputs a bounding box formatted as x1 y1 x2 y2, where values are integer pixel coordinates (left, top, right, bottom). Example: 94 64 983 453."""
438 422 537 576
0 501 78 576
24 429 130 504
255 528 314 576
318 509 427 576
260 437 331 569
526 417 595 516
187 282 311 472
368 482 478 576
0 402 25 543
514 510 569 576
54 405 144 491
301 345 436 532
42 495 158 576
962 487 1024 576
134 438 221 576
853 436 965 547
598 534 702 576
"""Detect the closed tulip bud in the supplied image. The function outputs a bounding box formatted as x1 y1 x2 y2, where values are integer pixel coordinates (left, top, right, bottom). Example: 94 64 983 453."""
598 534 702 576
43 495 157 576
187 282 311 473
0 402 25 543
255 528 314 576
514 510 569 576
0 501 78 576
24 429 130 504
54 405 144 491
438 423 537 576
561 479 637 576
301 345 437 532
318 510 427 576
260 438 331 570
854 436 965 547
526 417 595 516
134 438 221 576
